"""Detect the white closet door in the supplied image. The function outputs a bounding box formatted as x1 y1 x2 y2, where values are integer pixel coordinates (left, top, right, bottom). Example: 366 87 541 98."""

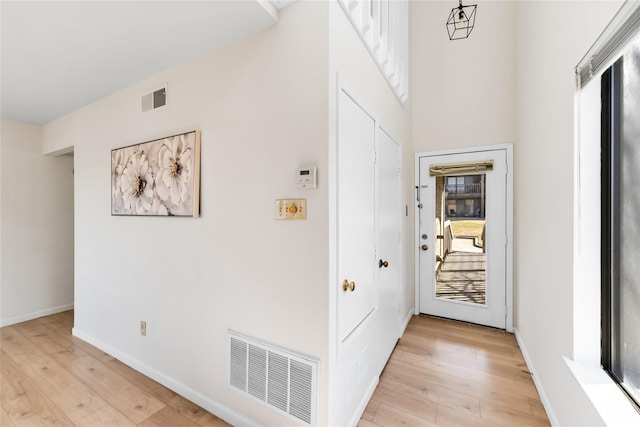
337 89 376 342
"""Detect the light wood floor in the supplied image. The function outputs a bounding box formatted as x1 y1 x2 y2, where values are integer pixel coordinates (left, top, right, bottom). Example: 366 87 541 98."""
2 311 550 427
0 310 231 427
359 315 550 427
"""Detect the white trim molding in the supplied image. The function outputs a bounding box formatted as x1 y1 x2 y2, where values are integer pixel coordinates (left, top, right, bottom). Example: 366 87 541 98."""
72 327 259 427
400 308 413 337
514 328 560 426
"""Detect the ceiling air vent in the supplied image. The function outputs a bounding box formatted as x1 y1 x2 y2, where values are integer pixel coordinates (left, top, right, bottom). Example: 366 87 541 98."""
141 84 167 112
228 331 318 425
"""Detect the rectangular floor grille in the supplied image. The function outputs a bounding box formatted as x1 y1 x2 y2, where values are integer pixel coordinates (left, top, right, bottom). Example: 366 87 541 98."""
228 331 317 425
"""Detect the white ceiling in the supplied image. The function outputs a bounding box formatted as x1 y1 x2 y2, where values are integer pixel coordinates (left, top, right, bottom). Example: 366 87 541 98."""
1 1 280 125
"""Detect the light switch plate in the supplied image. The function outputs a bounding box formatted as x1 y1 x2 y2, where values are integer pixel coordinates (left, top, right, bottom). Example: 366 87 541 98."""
275 199 307 220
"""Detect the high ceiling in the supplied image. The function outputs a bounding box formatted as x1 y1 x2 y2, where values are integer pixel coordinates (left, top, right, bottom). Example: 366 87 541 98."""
1 1 280 125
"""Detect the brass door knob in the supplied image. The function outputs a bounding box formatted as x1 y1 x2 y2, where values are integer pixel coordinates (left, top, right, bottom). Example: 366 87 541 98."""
421 244 429 251
379 260 389 268
342 279 356 292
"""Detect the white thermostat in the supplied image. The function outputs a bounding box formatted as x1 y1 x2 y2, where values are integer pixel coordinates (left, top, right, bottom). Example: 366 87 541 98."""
297 167 317 189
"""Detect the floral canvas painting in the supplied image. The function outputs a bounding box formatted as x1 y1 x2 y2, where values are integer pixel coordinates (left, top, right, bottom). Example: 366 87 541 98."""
111 130 200 217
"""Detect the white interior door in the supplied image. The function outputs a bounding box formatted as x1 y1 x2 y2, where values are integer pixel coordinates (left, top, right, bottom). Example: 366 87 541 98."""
337 89 376 342
418 149 508 329
376 128 401 370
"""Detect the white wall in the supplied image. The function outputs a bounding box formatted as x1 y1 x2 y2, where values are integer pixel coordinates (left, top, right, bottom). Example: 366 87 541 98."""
1 120 74 326
42 3 330 425
515 2 623 425
411 0 517 153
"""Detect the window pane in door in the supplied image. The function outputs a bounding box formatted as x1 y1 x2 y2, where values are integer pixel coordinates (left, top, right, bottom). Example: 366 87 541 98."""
434 174 486 304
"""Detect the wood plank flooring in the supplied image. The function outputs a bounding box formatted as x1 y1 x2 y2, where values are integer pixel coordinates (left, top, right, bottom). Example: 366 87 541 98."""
359 315 550 427
0 311 231 427
2 311 550 426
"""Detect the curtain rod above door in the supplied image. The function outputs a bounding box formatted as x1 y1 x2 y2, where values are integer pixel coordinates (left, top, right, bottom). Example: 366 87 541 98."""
429 160 493 176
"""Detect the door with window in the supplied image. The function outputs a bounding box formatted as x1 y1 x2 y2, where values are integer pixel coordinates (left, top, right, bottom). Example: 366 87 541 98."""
417 148 510 329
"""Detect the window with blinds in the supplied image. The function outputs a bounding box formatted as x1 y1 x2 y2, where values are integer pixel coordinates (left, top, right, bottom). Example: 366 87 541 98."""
600 35 640 412
576 2 640 88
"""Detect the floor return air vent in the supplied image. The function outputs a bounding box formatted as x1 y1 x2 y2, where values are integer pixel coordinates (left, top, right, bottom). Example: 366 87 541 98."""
228 331 318 425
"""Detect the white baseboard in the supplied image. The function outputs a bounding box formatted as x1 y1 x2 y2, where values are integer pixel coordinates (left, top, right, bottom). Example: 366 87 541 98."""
400 308 414 337
343 309 412 426
71 327 258 427
1 303 74 327
339 306 416 427
514 327 559 427
347 376 379 427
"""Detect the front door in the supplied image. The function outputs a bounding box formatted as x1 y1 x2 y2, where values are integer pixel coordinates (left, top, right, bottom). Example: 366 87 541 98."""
417 148 509 329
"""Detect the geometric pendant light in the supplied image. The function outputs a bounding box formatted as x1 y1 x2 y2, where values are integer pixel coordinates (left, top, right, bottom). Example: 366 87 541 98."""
446 0 477 40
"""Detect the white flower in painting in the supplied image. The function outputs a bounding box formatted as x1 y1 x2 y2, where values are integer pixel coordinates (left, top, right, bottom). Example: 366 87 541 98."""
148 198 168 216
155 134 192 208
121 150 155 214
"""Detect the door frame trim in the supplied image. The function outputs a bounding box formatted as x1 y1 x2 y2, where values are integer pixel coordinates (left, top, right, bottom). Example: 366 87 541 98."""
414 143 513 331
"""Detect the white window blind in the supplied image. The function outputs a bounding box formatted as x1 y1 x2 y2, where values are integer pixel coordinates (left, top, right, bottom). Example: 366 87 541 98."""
576 1 640 88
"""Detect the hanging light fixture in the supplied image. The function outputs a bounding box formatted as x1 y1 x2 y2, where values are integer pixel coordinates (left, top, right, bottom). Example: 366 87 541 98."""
446 0 477 40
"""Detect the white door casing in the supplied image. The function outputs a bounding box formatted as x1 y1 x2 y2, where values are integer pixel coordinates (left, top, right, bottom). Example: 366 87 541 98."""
416 146 512 330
